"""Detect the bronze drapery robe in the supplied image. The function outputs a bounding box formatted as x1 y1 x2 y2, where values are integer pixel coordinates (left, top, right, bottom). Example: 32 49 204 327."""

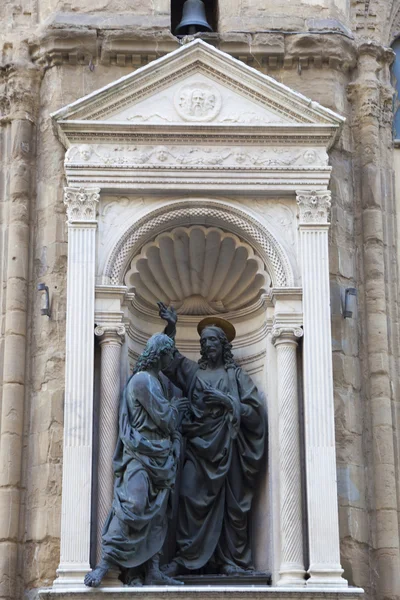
163 349 266 571
101 371 180 569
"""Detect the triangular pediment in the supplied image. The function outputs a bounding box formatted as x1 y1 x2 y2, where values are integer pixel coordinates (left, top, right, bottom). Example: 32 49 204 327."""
105 71 293 126
52 39 344 133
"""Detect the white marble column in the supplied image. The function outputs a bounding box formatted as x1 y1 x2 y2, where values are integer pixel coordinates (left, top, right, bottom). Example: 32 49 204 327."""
54 187 100 587
272 325 305 587
94 325 125 565
296 190 347 587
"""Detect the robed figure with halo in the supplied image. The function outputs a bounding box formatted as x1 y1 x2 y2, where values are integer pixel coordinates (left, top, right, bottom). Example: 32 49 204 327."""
158 302 266 577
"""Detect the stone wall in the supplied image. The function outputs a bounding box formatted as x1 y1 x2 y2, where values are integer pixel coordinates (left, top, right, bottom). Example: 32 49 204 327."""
1 2 400 600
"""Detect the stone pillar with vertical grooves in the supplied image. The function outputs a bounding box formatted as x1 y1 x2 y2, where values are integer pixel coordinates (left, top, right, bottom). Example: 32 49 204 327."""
272 325 305 586
296 189 347 587
53 187 100 587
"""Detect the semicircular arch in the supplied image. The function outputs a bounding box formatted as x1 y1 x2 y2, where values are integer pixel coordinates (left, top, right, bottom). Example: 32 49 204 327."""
103 199 295 288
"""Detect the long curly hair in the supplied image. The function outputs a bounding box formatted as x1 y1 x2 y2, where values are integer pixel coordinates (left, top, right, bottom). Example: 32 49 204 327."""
198 326 237 370
133 333 174 374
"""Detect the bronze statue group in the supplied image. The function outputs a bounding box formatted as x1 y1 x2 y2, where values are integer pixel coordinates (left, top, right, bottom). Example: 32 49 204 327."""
85 303 266 587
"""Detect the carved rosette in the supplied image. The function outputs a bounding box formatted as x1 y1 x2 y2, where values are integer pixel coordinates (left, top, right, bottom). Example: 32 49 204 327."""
64 187 101 223
296 190 331 225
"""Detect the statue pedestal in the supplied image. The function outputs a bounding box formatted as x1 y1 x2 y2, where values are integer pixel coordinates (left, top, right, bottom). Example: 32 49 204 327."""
39 585 364 600
177 574 272 586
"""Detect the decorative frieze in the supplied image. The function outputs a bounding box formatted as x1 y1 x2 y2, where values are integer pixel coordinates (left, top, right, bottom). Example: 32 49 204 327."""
65 144 328 169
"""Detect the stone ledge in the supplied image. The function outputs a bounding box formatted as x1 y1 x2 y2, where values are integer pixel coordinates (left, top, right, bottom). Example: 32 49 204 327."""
27 18 358 71
39 586 364 600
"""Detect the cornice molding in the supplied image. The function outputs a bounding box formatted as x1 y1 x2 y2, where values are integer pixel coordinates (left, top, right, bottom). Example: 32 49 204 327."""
51 39 344 128
30 23 357 72
50 40 343 196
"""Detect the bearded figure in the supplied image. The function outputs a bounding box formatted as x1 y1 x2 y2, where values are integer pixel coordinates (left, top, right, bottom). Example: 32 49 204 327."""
158 303 266 577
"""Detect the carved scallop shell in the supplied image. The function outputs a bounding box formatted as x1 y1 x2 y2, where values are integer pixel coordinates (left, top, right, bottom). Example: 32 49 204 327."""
125 226 271 315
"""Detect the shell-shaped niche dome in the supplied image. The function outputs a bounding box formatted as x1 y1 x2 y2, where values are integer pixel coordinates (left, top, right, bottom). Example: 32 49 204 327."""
125 226 271 315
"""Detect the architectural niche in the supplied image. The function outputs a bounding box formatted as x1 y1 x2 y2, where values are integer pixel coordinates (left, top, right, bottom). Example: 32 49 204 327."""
125 226 271 315
105 201 294 288
43 37 361 599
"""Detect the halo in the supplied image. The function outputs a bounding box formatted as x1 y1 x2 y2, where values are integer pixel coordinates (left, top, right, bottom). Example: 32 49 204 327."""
197 317 236 342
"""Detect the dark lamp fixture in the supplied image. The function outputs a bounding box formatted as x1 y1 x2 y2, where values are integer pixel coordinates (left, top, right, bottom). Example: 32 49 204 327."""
175 0 212 35
342 287 357 319
38 283 51 317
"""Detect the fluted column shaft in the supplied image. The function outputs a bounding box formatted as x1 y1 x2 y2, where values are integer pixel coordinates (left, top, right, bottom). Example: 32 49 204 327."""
94 326 125 564
272 326 305 586
297 190 347 587
54 187 100 587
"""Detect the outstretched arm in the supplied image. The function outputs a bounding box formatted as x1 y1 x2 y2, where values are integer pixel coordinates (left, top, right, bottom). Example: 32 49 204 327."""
157 301 198 394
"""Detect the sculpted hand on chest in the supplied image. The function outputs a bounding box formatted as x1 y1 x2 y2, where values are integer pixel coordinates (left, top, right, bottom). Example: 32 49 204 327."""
193 369 232 416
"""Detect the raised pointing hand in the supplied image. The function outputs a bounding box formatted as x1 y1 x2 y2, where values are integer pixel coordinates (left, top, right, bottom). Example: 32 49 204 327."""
157 302 177 326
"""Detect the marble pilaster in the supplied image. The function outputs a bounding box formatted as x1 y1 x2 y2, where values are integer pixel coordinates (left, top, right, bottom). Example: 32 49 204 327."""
54 187 100 587
296 190 346 587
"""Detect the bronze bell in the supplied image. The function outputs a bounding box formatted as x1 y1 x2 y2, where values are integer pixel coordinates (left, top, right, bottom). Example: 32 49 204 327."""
175 0 213 35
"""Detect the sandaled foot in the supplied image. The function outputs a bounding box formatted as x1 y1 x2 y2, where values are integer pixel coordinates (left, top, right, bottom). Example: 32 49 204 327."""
220 565 253 576
84 564 110 587
127 576 143 587
160 560 180 577
145 567 183 586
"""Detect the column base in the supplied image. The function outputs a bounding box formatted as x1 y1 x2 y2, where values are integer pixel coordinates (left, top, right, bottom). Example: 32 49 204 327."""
277 566 306 586
54 565 124 590
53 564 91 588
307 566 348 587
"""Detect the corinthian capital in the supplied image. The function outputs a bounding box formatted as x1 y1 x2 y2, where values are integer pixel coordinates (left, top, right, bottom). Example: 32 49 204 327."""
64 187 100 223
296 190 331 224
